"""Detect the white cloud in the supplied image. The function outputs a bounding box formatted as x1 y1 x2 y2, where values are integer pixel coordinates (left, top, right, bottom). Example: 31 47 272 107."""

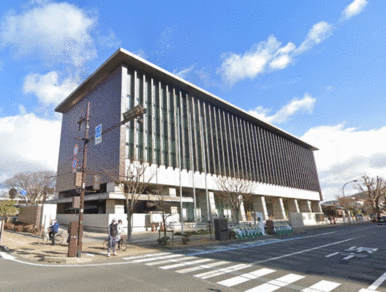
218 36 296 85
219 21 332 85
249 93 316 124
0 2 97 66
23 71 78 105
301 124 386 201
0 113 61 182
296 21 333 54
341 0 368 21
173 64 195 79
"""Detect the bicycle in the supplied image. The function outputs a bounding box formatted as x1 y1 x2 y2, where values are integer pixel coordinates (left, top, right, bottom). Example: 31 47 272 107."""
37 231 64 245
103 235 127 251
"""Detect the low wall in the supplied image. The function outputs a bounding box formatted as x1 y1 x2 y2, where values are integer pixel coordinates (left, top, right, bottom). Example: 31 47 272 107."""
288 212 327 228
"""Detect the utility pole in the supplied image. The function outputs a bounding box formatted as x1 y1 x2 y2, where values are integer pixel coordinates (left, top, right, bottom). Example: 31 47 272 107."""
69 103 146 257
77 102 90 251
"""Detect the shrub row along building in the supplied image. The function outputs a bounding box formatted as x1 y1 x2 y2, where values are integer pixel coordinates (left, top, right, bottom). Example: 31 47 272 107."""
53 48 323 230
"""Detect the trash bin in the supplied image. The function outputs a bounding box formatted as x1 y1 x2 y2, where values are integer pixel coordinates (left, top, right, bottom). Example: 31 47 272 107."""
266 220 275 234
214 218 228 241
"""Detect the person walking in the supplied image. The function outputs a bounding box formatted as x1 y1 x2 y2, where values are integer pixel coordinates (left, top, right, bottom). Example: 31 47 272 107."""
49 219 59 246
107 218 118 257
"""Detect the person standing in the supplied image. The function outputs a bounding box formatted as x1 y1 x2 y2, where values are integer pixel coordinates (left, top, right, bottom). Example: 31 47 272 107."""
117 219 123 249
49 219 59 246
107 218 118 257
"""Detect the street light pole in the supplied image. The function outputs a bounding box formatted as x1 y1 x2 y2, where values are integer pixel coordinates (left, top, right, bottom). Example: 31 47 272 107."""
342 179 358 224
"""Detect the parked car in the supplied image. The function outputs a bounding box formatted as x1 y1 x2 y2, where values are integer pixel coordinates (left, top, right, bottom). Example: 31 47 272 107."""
377 216 386 225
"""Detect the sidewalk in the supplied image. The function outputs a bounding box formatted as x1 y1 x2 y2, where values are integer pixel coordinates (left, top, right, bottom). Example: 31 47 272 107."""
0 221 373 264
0 229 218 264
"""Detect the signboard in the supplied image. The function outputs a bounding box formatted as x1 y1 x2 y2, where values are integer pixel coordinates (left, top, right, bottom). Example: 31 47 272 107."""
74 172 82 187
73 144 79 156
72 158 78 173
95 124 102 145
93 175 100 190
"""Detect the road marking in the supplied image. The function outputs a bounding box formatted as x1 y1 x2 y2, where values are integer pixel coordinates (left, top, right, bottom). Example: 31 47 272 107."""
253 238 355 265
129 254 183 263
187 231 337 257
194 263 252 279
359 289 379 292
301 280 340 292
217 268 275 287
160 258 212 270
123 252 170 260
145 256 196 266
245 273 304 292
176 261 230 274
367 271 386 291
0 252 15 260
325 252 340 258
342 254 355 260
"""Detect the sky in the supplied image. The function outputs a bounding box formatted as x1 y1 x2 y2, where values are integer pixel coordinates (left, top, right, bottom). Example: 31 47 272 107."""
0 0 385 201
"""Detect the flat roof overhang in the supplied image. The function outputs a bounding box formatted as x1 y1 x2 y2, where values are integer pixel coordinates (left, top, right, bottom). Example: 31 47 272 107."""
55 48 318 151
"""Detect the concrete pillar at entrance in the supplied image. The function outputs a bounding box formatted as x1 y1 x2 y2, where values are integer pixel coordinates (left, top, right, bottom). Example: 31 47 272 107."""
311 201 322 213
208 192 218 218
298 200 312 212
288 199 300 213
106 200 115 214
272 198 286 220
239 195 246 222
254 196 268 220
197 193 207 222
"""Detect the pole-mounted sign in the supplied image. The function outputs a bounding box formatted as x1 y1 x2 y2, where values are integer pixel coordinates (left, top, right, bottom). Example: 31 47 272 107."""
95 124 102 145
74 144 79 156
72 158 78 173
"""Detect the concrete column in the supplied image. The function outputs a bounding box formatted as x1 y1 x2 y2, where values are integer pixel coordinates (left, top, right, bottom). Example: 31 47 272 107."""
288 199 300 213
197 192 207 222
254 196 268 220
239 195 246 222
298 200 312 212
311 201 322 213
208 192 218 218
272 197 286 220
106 200 115 214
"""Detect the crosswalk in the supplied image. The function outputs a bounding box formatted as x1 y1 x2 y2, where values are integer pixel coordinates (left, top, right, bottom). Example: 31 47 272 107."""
122 252 378 292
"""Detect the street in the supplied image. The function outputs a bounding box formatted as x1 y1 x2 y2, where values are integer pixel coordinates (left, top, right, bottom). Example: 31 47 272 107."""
1 224 385 292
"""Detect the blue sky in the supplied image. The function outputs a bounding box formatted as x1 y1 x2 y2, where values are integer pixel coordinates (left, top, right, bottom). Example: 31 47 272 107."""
0 0 385 200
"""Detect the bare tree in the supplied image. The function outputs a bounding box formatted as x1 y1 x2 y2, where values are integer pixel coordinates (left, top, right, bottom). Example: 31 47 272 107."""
4 171 56 205
216 177 255 223
147 187 174 238
115 162 155 242
357 175 386 216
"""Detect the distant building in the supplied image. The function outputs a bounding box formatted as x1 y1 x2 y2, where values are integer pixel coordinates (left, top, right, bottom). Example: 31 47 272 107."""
53 48 323 230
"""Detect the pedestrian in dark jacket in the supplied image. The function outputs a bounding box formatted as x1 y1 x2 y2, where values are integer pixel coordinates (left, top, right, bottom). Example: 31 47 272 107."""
107 218 118 257
49 220 59 246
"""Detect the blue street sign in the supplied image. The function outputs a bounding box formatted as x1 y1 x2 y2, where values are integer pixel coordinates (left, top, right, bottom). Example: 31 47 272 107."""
21 190 27 196
95 124 102 145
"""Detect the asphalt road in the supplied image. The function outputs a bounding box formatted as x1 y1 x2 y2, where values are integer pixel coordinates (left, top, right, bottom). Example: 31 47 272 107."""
1 223 385 292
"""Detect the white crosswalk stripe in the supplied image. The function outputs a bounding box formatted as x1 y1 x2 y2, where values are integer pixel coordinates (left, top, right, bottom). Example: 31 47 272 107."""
302 280 340 292
160 258 212 270
245 273 305 292
176 261 230 274
146 256 197 266
129 253 183 263
217 268 276 287
194 263 252 280
123 252 170 261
